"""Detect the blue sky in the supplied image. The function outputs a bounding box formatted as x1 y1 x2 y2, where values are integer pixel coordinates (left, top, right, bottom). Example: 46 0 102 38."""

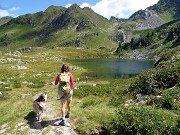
0 0 159 19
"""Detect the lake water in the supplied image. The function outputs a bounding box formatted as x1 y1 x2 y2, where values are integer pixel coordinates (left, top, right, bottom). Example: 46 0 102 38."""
70 58 154 80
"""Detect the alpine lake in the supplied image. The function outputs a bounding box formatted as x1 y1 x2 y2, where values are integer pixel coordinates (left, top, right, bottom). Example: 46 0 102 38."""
69 58 154 80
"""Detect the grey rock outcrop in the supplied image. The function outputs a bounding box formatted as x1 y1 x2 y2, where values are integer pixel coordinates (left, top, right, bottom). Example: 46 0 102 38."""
137 10 164 30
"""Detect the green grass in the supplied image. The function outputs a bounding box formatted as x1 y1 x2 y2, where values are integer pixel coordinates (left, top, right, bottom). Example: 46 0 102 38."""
72 97 116 134
155 39 177 55
162 15 175 22
0 46 127 134
0 47 116 134
0 47 179 134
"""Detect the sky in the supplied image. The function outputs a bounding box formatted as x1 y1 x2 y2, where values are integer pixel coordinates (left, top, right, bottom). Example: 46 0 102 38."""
0 0 159 19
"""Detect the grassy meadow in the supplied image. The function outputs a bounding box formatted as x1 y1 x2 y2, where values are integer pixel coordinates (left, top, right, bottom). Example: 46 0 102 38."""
0 47 179 135
0 47 123 134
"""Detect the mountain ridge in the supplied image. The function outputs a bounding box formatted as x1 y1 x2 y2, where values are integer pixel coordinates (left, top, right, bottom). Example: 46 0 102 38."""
110 0 180 30
0 0 179 56
0 4 117 50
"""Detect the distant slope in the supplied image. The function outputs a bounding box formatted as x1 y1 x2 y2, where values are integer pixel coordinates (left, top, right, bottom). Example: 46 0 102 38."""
109 0 180 46
0 0 180 57
128 0 180 30
151 0 180 20
115 20 180 59
0 4 117 51
50 4 108 30
0 16 12 26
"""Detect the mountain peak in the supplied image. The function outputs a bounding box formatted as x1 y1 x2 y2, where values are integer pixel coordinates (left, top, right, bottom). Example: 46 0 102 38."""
45 5 65 12
69 4 80 9
128 0 180 30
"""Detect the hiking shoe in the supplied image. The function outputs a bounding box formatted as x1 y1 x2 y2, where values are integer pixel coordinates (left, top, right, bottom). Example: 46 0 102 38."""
65 112 71 118
59 120 65 126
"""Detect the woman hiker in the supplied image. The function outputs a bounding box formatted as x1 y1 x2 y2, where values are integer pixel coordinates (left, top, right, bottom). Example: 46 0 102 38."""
54 64 74 126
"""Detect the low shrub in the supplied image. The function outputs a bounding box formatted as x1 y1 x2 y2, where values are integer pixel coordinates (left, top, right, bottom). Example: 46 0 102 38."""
128 62 179 95
156 93 178 110
157 87 180 110
13 80 21 88
27 79 45 88
111 105 180 135
128 69 156 95
73 84 110 98
80 95 102 108
129 46 179 96
0 83 12 91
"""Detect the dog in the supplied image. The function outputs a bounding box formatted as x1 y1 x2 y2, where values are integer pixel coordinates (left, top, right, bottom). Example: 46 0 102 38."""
33 93 47 121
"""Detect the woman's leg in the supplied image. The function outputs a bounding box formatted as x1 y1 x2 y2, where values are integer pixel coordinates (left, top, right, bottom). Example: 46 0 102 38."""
67 100 71 112
67 90 73 113
61 101 66 119
65 94 72 118
59 101 66 126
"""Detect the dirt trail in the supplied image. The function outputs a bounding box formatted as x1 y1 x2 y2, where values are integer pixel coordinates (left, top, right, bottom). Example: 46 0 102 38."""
0 96 78 135
28 101 78 135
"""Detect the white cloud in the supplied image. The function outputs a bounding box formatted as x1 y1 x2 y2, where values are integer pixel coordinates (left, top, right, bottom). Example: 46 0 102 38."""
0 7 20 18
80 2 91 8
80 0 159 19
0 9 10 18
9 7 20 11
65 4 72 8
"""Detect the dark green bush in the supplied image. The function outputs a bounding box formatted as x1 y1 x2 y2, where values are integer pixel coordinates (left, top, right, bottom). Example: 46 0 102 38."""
156 93 177 110
111 105 180 135
154 66 179 88
128 69 156 95
158 88 180 110
128 61 179 95
80 95 101 108
73 84 110 98
27 79 45 88
163 87 180 96
154 47 179 66
13 80 21 88
128 46 179 97
0 84 12 91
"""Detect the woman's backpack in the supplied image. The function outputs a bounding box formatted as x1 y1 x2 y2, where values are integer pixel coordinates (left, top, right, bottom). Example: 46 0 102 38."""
59 73 70 93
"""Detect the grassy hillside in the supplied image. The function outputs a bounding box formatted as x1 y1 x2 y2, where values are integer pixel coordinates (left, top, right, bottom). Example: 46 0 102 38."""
0 4 118 52
152 0 180 20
